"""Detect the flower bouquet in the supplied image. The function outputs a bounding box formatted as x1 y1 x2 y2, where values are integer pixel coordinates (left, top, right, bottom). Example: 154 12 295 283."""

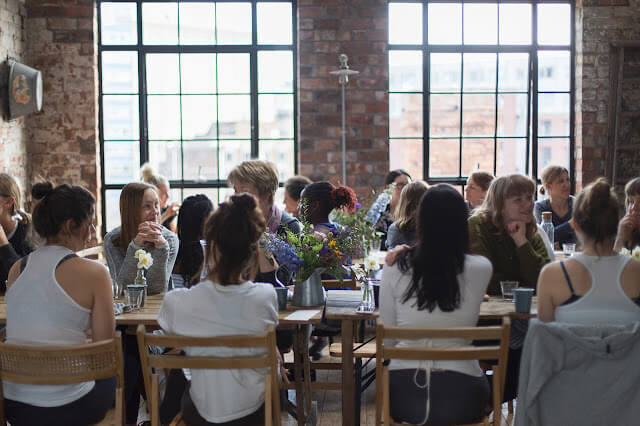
620 246 640 260
130 249 153 307
352 255 381 312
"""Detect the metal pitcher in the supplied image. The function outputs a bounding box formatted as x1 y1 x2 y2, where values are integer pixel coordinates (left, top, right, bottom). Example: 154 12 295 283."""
292 269 326 307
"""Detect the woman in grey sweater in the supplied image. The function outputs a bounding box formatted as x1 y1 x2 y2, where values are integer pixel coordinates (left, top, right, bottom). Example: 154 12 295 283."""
104 182 178 296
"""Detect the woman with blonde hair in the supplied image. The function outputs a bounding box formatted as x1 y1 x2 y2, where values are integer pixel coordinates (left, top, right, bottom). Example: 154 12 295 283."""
386 180 429 249
614 177 640 252
141 163 179 233
534 165 576 246
469 174 550 296
0 173 35 288
538 178 640 323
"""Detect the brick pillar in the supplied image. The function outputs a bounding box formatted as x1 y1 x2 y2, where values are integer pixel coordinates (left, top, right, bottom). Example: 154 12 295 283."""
25 0 101 225
0 0 28 193
298 0 389 197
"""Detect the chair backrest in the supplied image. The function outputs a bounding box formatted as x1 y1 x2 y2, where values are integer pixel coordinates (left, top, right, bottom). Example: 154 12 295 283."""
0 332 124 424
375 317 511 426
136 324 281 426
77 243 106 263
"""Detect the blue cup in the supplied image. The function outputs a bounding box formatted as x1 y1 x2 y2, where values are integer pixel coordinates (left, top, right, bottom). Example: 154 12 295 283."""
514 288 534 313
275 287 288 311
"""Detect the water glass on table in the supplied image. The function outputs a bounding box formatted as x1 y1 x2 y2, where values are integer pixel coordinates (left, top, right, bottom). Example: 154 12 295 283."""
500 280 519 301
126 284 145 309
562 243 576 257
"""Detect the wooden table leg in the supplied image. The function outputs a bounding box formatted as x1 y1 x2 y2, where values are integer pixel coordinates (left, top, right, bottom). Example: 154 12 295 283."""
341 319 355 426
301 324 313 415
294 325 305 425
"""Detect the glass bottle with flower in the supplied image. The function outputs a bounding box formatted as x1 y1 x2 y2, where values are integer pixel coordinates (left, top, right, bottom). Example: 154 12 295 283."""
352 255 381 312
133 249 153 306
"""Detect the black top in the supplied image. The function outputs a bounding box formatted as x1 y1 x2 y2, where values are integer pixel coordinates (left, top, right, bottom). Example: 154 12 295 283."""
0 221 34 292
161 206 177 229
534 197 577 245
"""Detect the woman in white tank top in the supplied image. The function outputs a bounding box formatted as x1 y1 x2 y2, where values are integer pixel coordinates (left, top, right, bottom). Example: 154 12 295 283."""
537 178 640 324
5 182 115 426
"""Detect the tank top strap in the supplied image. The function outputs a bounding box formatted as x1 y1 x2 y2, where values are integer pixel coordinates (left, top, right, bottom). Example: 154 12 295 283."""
559 261 576 296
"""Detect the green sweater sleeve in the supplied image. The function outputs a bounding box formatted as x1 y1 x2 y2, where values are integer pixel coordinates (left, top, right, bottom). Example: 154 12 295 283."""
516 233 550 289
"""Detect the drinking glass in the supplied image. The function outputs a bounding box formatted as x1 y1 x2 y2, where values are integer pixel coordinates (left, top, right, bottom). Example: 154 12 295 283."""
562 243 576 257
126 284 145 309
500 280 519 301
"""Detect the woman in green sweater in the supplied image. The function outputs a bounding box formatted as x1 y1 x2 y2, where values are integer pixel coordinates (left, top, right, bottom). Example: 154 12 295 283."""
469 174 550 296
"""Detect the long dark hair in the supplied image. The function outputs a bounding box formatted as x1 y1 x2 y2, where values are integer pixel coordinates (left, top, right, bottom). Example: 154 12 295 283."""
398 184 468 312
176 194 214 286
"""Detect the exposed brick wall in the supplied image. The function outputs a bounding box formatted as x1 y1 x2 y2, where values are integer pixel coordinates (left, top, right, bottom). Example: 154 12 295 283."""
577 0 640 189
0 0 28 193
24 0 101 225
298 0 389 197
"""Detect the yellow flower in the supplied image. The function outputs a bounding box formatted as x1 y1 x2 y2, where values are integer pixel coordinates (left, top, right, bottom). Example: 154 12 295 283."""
328 240 337 249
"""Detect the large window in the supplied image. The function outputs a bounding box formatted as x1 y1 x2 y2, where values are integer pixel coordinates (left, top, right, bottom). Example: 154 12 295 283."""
98 1 296 232
388 1 574 189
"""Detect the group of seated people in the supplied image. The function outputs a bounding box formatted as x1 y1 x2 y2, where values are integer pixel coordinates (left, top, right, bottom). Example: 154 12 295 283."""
1 160 640 425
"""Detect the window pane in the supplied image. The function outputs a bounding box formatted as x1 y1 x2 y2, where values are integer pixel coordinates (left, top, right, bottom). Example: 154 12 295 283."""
218 54 250 94
183 140 219 180
463 53 496 92
462 94 495 137
389 3 422 45
101 2 137 45
147 95 181 140
499 4 531 45
104 141 140 184
428 3 461 45
538 4 570 46
181 54 216 94
498 53 529 92
538 51 570 92
429 94 460 137
181 95 217 139
259 140 295 181
218 95 251 138
464 3 497 45
497 138 527 175
149 141 181 180
219 140 251 178
257 3 292 45
538 138 570 171
179 3 215 45
182 188 218 204
258 51 293 93
430 139 459 177
142 3 178 45
538 93 570 137
105 189 123 232
462 139 494 175
146 54 179 94
390 93 423 137
102 95 139 140
101 51 138 94
390 139 423 180
259 94 293 139
497 94 528 137
389 50 422 92
217 3 252 45
430 53 461 93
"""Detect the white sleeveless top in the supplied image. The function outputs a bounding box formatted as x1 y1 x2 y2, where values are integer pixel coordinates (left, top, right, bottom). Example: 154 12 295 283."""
555 253 640 325
3 245 94 407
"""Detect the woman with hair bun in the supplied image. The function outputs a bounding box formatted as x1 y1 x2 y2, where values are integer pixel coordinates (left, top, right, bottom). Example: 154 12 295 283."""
537 178 640 324
4 182 115 425
0 174 35 289
299 181 357 235
534 165 576 246
141 163 179 233
157 193 281 425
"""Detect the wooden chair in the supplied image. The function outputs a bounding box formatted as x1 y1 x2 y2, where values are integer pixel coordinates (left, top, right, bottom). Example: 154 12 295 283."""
136 324 281 426
77 242 106 264
0 332 125 425
375 317 511 426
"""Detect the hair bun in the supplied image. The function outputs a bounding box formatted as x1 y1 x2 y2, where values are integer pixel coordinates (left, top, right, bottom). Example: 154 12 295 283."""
32 182 54 200
331 185 357 212
587 178 612 209
140 163 156 181
230 193 257 211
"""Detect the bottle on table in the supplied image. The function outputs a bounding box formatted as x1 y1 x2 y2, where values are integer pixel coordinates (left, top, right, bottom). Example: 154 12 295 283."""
541 211 554 248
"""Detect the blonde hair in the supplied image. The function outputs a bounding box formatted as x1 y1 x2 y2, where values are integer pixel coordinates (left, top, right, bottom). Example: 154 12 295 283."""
623 177 640 249
140 163 168 190
395 180 429 232
539 165 569 195
474 174 537 239
0 173 31 224
227 160 279 206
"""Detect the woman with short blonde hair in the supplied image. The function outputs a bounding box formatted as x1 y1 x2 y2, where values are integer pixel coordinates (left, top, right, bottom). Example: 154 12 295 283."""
0 174 35 288
614 177 640 252
387 180 429 249
534 165 576 246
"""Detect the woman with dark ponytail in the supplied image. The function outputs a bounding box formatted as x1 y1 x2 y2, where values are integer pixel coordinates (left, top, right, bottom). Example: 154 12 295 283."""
4 182 115 425
0 174 35 289
158 193 281 425
537 178 640 324
299 181 357 235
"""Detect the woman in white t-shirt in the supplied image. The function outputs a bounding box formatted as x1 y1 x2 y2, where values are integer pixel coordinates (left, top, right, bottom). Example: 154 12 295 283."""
379 184 492 425
158 193 279 425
